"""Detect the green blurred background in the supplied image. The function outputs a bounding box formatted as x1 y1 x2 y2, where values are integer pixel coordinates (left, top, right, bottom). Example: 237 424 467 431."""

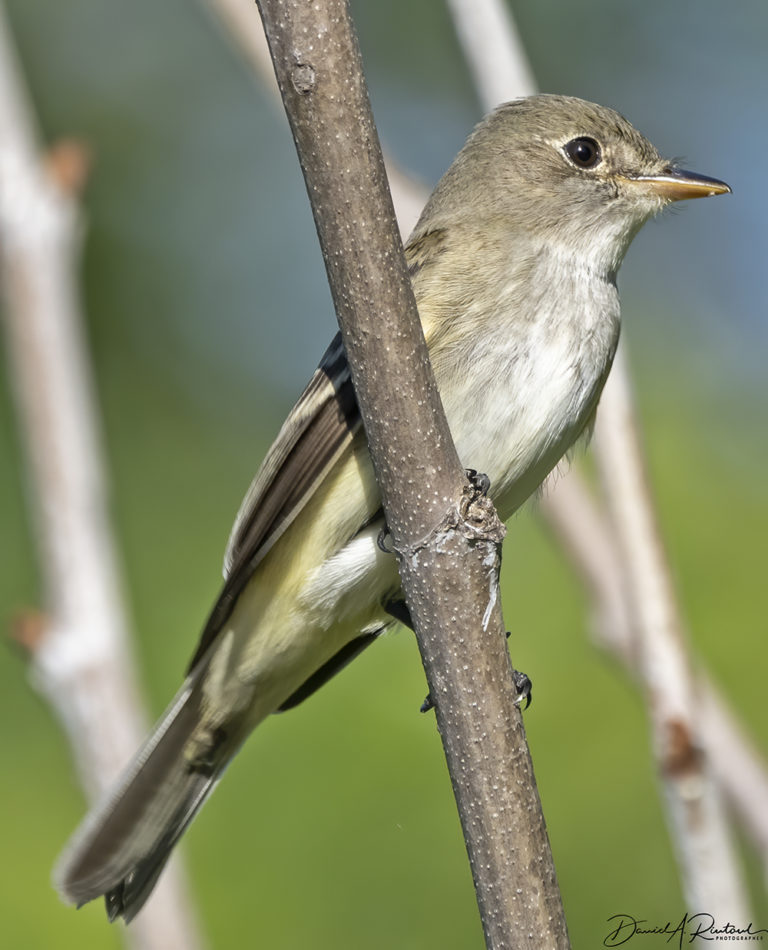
1 0 766 947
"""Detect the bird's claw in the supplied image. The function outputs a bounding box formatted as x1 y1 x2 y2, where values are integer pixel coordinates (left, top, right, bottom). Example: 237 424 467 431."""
512 669 532 709
377 525 395 554
465 468 491 496
420 633 530 713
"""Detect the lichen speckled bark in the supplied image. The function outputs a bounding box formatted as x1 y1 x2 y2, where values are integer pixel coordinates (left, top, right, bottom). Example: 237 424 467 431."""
254 1 569 946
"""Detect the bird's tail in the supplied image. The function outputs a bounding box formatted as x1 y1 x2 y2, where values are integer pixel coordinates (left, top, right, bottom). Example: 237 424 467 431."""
54 671 237 922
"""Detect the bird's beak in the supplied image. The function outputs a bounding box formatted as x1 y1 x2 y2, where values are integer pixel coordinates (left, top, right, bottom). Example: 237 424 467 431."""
623 167 732 202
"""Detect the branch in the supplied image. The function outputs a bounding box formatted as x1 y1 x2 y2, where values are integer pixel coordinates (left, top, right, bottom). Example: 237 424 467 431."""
445 0 536 103
540 474 768 885
0 5 203 947
593 349 747 916
200 0 426 234
253 0 568 945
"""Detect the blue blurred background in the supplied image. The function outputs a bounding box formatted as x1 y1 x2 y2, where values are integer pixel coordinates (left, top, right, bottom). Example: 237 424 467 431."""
1 0 766 946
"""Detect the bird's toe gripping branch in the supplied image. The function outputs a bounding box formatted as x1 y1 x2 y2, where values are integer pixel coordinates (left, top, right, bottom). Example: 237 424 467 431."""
420 670 532 713
512 668 532 710
420 634 532 713
464 468 491 496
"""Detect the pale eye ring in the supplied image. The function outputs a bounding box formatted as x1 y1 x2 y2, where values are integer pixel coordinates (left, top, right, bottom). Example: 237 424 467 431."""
563 137 602 169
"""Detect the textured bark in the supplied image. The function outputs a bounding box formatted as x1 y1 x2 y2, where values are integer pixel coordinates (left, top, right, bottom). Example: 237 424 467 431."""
254 0 569 946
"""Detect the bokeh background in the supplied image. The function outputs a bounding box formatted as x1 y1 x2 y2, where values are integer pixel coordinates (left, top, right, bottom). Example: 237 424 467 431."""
1 0 766 947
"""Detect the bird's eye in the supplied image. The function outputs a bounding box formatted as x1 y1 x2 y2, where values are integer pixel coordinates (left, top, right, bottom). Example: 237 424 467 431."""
563 137 602 169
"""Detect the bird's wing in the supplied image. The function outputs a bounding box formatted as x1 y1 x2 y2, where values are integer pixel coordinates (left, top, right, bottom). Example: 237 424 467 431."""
223 331 359 574
220 229 447 579
187 332 363 671
186 228 449 673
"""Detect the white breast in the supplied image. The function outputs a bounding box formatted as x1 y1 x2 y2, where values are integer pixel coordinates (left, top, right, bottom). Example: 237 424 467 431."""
436 249 621 519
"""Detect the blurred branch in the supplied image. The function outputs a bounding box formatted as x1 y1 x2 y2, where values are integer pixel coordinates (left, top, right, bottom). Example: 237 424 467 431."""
540 468 768 891
253 0 569 945
445 0 536 102
593 352 748 915
698 676 768 886
537 474 635 660
0 5 203 947
201 0 426 233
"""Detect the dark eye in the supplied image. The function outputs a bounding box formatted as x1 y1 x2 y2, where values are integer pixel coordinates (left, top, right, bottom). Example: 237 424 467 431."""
564 137 602 169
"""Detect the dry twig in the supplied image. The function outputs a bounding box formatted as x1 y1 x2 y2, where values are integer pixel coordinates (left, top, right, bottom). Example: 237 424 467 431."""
593 350 747 915
0 4 203 946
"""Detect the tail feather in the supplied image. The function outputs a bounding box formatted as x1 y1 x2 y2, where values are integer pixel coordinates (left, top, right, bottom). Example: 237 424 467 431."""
103 773 214 923
54 673 230 922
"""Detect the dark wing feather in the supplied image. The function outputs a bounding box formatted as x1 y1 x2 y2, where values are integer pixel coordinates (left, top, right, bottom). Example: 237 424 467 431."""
187 333 361 671
187 230 446 673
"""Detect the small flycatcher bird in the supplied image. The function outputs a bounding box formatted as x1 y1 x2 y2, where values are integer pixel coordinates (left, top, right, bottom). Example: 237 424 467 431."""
55 95 730 921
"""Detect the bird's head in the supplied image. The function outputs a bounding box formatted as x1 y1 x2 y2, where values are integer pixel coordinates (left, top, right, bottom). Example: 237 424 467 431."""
419 94 730 276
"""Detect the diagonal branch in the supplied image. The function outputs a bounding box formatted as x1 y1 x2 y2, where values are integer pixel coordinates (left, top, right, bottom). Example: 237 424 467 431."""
592 350 748 916
0 4 204 947
252 0 569 946
540 454 768 888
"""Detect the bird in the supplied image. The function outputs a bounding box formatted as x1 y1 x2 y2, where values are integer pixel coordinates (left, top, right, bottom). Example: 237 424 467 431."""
54 94 730 922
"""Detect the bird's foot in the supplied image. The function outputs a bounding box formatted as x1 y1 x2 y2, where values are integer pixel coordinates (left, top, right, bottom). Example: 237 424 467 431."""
420 654 532 714
512 669 532 709
465 468 491 496
377 525 395 554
